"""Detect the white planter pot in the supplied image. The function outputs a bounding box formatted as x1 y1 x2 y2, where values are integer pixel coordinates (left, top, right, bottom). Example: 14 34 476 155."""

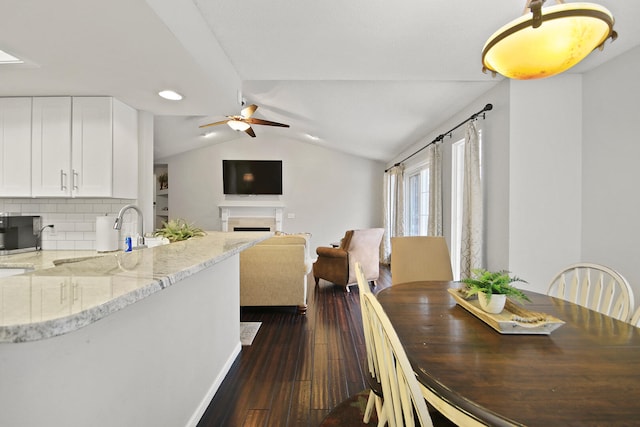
145 236 170 248
478 292 506 314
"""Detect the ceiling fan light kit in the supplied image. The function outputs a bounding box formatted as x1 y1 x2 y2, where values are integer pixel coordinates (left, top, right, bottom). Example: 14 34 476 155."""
482 0 616 80
228 120 251 131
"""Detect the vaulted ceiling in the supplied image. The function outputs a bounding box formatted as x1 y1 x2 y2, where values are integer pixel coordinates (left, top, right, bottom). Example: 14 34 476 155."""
1 0 638 161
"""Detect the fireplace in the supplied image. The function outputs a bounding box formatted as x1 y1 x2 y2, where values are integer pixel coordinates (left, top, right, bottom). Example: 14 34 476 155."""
227 216 277 232
233 227 271 232
219 201 284 232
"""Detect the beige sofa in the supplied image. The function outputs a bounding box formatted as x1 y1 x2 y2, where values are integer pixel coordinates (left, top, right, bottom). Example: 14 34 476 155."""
240 234 312 314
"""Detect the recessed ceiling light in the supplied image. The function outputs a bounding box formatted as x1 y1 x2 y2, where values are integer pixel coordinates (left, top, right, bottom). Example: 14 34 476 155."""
158 90 183 101
0 49 23 64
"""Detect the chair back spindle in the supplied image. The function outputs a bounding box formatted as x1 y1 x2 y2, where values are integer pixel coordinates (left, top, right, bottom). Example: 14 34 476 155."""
548 263 634 322
362 292 434 427
355 262 386 424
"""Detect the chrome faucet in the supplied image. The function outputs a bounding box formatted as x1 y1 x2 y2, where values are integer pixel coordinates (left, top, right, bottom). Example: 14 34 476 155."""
36 224 54 251
114 204 145 247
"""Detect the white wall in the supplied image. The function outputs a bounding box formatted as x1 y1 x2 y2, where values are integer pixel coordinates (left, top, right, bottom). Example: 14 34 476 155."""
160 134 385 251
480 83 511 273
137 111 155 236
582 46 640 300
388 81 512 275
388 75 585 293
156 46 640 300
508 75 583 292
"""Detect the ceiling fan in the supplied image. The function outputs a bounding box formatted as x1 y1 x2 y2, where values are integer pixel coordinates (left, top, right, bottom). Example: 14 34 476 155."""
199 103 289 137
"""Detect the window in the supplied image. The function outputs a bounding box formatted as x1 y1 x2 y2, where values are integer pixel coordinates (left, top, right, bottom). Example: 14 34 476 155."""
405 162 430 236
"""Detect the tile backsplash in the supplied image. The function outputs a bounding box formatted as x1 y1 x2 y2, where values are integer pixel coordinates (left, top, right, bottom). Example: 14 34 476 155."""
0 198 139 251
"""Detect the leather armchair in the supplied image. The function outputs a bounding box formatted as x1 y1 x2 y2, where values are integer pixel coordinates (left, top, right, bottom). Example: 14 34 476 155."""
313 228 384 292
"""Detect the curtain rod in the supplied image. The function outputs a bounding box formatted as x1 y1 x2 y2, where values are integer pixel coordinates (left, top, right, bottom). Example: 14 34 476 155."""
385 103 493 173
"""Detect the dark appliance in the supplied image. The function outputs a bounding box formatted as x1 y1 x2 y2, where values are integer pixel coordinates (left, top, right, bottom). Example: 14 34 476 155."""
0 214 41 255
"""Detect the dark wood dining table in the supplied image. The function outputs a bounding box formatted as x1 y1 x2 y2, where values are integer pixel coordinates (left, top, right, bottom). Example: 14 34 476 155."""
376 281 640 427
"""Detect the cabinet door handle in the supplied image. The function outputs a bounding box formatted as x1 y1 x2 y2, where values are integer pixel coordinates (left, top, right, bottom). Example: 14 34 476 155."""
60 282 66 303
60 170 67 191
72 283 79 302
72 169 79 190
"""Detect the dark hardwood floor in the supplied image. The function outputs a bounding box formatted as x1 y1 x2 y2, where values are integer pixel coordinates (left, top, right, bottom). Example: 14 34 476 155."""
196 266 393 427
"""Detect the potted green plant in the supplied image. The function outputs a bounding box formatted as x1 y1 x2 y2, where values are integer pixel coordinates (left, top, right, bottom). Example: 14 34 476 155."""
462 268 530 314
153 218 205 242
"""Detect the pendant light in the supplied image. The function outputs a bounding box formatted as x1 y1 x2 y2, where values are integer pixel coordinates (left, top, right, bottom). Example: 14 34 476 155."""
482 0 617 80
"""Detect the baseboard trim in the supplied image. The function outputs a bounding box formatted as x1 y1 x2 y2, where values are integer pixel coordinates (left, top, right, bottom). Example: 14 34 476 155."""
186 341 242 427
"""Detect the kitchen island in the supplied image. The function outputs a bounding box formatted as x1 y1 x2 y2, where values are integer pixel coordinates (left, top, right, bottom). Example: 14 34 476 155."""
0 231 271 427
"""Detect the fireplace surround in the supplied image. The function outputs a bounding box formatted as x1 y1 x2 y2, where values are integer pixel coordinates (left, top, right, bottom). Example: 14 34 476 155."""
219 201 284 232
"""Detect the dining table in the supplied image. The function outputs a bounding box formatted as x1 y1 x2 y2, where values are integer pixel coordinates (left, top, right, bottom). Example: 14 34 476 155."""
376 281 640 427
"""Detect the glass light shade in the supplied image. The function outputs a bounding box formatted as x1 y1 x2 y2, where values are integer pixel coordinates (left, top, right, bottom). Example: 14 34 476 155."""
227 120 251 131
482 3 615 80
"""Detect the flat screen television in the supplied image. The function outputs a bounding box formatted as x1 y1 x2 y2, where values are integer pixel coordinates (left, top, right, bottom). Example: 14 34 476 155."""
222 160 283 195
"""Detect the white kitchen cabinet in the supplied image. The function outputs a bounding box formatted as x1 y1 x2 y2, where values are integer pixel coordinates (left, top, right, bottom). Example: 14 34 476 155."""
31 96 138 198
1 276 33 325
31 97 72 197
71 277 112 312
31 96 71 197
71 97 113 197
36 277 72 321
0 98 32 197
72 97 138 198
27 276 113 322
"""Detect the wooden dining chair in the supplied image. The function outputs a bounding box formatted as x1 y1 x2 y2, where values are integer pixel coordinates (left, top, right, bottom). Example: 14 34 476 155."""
630 305 640 327
361 291 435 427
547 263 635 322
355 262 386 425
390 236 453 285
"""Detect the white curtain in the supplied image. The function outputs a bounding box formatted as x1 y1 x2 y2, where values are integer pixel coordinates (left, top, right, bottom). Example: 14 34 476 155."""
382 164 404 264
426 144 443 236
460 121 483 278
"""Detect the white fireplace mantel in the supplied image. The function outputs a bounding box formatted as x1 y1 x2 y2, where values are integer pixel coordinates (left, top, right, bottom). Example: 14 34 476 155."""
219 201 285 232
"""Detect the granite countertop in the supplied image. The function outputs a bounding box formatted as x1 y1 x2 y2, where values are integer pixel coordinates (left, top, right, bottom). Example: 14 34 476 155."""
0 250 103 270
0 232 271 343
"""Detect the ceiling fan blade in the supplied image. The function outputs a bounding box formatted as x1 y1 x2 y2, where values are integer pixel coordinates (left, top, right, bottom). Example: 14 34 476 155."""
199 119 230 129
245 118 290 128
240 104 258 119
244 126 256 137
